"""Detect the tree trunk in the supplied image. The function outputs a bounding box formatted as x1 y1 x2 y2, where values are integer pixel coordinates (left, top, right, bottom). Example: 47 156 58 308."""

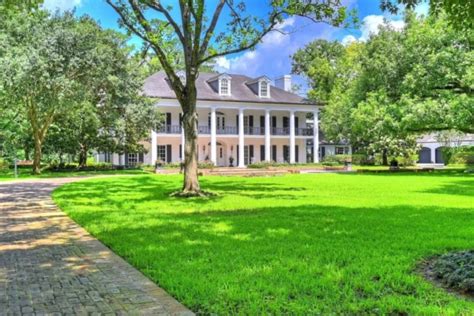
181 106 201 194
78 145 88 168
32 136 42 175
382 149 388 166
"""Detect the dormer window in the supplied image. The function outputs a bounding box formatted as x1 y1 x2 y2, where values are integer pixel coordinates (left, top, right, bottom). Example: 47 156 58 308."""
208 73 232 96
260 81 269 98
220 78 230 96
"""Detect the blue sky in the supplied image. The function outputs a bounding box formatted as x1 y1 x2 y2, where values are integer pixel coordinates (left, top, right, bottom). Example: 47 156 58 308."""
43 0 428 93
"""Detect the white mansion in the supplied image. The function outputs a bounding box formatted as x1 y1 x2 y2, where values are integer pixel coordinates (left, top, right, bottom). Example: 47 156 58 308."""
97 72 351 167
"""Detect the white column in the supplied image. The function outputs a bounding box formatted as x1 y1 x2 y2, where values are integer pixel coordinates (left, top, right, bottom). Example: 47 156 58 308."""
180 126 185 161
151 129 157 165
289 111 296 164
430 146 436 164
238 108 245 168
210 107 217 164
265 109 271 161
313 109 320 163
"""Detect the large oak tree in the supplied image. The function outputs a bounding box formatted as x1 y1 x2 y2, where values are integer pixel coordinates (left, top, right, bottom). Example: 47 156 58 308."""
106 0 354 195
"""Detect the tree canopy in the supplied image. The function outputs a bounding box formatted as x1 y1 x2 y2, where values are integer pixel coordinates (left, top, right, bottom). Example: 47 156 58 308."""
292 13 473 163
0 10 159 172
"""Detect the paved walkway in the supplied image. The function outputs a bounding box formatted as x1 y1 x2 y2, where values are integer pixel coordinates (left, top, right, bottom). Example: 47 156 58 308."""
0 178 193 315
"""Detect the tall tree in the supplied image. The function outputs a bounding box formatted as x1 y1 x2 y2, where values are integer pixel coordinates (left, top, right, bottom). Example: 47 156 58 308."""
292 13 473 163
0 11 157 173
106 0 353 196
380 0 473 30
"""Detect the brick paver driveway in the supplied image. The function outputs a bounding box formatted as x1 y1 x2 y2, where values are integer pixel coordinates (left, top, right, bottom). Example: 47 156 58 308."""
0 178 193 315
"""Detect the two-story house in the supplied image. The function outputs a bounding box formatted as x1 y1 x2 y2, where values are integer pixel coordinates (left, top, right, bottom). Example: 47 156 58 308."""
97 71 352 167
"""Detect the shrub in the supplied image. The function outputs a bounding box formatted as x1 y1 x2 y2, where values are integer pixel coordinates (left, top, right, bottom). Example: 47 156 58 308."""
198 161 215 169
351 154 375 165
323 155 351 165
321 161 339 167
45 162 116 172
248 161 279 169
164 162 182 169
450 147 474 165
0 159 9 170
430 250 474 294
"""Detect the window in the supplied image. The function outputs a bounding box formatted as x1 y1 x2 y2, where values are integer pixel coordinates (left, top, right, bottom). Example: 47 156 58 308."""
220 78 230 95
260 81 269 97
336 147 345 155
128 153 138 166
104 152 111 163
157 145 166 162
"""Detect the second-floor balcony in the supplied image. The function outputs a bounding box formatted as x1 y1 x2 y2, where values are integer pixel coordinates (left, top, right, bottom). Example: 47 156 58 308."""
158 125 315 136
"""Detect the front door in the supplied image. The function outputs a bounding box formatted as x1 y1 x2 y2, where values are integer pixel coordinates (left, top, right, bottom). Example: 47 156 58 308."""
217 144 226 166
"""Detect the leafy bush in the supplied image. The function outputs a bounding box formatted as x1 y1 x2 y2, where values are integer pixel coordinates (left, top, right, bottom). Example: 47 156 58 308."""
45 162 117 172
430 250 474 294
0 159 9 170
164 162 182 169
321 161 339 167
351 154 375 165
450 147 474 165
198 161 215 169
323 155 351 165
248 161 279 169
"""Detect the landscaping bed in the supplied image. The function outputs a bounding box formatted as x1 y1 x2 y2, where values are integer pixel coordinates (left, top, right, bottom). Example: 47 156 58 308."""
421 250 474 300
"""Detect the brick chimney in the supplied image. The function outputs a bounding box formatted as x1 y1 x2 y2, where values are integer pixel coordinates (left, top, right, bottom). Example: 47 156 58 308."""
275 75 292 92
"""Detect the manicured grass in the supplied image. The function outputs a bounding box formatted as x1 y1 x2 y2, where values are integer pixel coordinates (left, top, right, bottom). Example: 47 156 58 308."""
0 167 148 181
53 171 474 314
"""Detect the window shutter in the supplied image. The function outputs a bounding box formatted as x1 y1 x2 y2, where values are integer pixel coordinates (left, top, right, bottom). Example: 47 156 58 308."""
249 145 254 163
166 113 172 125
283 117 289 128
179 113 182 128
139 153 144 163
321 146 326 159
237 145 239 165
166 145 172 163
236 115 239 133
272 145 277 162
295 145 299 163
260 145 265 161
295 117 299 129
179 145 182 159
124 153 129 166
249 115 254 127
272 116 277 128
283 145 289 162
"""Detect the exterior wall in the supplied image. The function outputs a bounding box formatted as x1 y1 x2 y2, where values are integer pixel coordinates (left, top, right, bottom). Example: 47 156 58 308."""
417 135 474 164
96 99 357 167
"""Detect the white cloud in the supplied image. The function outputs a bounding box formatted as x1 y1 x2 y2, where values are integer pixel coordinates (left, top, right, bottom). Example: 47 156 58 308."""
341 35 357 46
213 16 336 79
340 15 405 45
42 0 82 12
359 15 405 41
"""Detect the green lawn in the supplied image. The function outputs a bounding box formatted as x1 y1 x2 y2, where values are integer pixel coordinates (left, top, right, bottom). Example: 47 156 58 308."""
53 172 474 314
0 167 148 181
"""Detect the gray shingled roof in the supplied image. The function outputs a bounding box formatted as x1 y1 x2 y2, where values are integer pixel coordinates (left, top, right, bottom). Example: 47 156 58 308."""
143 71 313 105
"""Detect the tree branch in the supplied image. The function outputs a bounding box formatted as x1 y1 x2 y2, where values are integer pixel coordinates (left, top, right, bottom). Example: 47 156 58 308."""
199 11 283 65
198 0 225 59
146 0 186 44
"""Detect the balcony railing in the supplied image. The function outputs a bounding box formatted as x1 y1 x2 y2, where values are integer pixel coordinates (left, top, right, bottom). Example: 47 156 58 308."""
158 125 182 134
157 125 314 136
